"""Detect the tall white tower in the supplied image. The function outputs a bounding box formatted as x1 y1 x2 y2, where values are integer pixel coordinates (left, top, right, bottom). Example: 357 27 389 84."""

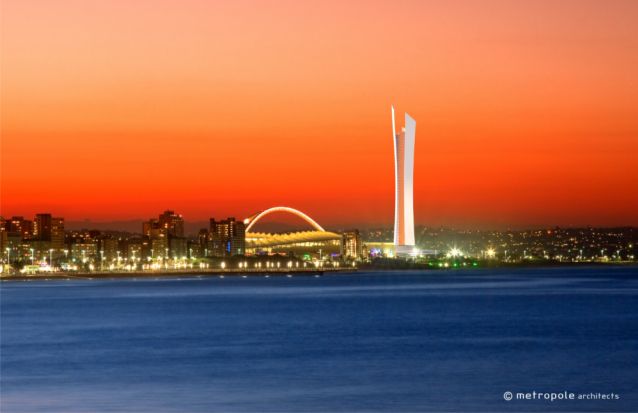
392 106 416 256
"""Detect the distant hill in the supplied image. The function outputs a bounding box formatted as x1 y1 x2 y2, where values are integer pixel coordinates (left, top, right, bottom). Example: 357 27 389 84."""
65 220 144 234
65 220 309 236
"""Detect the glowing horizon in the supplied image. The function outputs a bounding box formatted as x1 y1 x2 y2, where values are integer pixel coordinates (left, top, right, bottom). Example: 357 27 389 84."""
1 0 637 229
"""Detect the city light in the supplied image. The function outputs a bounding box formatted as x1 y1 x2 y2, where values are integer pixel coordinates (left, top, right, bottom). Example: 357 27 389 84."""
447 247 463 258
1 211 635 277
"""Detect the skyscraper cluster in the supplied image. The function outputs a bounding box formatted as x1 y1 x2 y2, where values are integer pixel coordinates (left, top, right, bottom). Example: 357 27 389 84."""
0 210 258 271
1 214 64 261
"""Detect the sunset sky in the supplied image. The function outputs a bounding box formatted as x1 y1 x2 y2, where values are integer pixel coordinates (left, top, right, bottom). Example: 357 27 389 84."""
1 0 637 229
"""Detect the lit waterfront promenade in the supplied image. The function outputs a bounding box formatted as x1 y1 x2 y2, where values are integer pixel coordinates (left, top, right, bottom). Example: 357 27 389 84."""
0 266 356 281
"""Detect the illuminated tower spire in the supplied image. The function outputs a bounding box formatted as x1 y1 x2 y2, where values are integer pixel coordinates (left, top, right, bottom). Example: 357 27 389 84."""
392 106 416 256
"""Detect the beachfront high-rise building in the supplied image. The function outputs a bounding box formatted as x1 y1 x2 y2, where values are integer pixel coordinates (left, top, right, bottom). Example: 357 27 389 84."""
209 217 246 257
33 213 65 251
392 106 416 256
142 210 186 259
341 230 363 259
158 210 185 238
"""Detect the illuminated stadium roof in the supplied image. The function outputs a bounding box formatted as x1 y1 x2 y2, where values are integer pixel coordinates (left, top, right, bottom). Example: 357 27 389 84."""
244 206 341 248
247 230 341 248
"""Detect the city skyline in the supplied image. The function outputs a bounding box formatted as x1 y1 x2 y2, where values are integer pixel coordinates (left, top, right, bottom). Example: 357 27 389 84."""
3 209 635 266
2 1 637 228
5 210 638 236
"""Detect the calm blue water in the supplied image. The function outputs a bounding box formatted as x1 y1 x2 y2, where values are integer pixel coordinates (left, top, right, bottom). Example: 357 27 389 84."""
1 267 637 412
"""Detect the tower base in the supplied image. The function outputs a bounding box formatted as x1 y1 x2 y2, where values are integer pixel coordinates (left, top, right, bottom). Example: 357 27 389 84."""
395 244 418 257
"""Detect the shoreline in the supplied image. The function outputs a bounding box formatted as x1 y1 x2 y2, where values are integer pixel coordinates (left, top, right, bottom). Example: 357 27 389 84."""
2 262 637 282
0 268 353 282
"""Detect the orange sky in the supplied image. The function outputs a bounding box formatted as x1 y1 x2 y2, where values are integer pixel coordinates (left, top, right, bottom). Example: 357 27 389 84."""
1 0 637 229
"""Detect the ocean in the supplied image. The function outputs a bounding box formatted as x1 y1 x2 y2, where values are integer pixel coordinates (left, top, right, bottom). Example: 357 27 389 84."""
1 266 637 412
